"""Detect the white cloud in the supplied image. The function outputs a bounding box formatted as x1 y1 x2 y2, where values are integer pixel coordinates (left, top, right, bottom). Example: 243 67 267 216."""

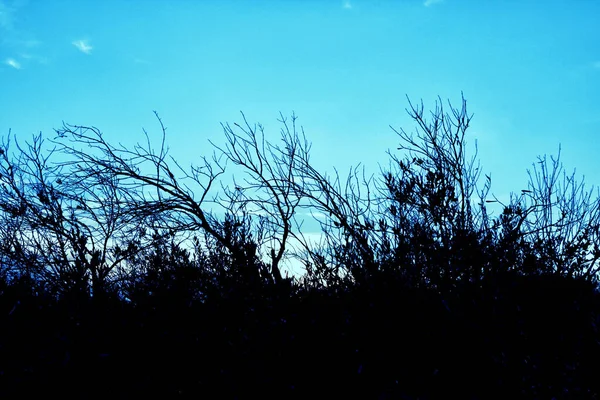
424 0 443 7
72 39 92 54
343 1 352 9
5 57 20 69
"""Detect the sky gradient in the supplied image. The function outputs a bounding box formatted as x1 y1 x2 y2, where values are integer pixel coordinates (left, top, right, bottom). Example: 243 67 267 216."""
1 0 599 273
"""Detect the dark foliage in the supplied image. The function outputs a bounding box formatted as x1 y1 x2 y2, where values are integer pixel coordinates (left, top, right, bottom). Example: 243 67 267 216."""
1 95 599 399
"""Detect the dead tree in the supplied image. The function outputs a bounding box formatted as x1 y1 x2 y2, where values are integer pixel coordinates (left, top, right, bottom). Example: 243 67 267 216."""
0 132 146 298
210 112 308 285
54 113 281 288
496 147 600 280
48 95 600 292
214 112 381 286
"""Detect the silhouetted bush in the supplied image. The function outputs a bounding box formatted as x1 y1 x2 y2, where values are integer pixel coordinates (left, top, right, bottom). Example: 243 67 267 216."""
0 95 599 398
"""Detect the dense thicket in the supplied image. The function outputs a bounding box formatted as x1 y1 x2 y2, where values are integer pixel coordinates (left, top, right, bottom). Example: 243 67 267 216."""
1 95 599 398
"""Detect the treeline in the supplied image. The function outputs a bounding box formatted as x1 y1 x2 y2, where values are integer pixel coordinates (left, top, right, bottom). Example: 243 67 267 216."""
1 95 599 398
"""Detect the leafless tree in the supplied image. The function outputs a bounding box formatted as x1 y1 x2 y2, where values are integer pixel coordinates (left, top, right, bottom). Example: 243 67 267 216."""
54 113 288 290
214 111 388 286
0 132 147 298
491 146 600 279
211 112 307 285
38 95 600 293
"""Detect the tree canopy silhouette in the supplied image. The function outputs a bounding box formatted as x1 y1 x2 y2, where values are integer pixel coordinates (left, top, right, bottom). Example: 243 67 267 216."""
0 94 599 398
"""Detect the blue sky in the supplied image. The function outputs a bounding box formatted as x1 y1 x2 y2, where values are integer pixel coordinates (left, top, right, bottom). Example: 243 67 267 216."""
1 0 599 254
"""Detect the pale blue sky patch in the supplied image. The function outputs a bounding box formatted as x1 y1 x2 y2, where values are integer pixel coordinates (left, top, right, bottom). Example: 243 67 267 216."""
424 0 443 7
0 0 43 70
18 38 40 48
0 0 598 230
133 57 150 65
0 0 14 31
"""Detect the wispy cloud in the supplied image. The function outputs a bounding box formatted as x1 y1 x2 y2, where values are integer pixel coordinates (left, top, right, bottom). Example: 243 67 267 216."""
72 39 92 54
20 52 48 64
306 211 328 220
0 2 42 55
0 3 46 69
343 1 352 9
20 39 41 48
5 57 20 69
424 0 443 7
133 57 150 65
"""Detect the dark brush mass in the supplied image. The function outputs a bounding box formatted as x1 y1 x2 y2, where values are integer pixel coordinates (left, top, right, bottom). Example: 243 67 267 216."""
0 95 599 399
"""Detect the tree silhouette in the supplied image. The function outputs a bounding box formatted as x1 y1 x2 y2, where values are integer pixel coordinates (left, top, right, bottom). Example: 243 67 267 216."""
0 95 598 398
